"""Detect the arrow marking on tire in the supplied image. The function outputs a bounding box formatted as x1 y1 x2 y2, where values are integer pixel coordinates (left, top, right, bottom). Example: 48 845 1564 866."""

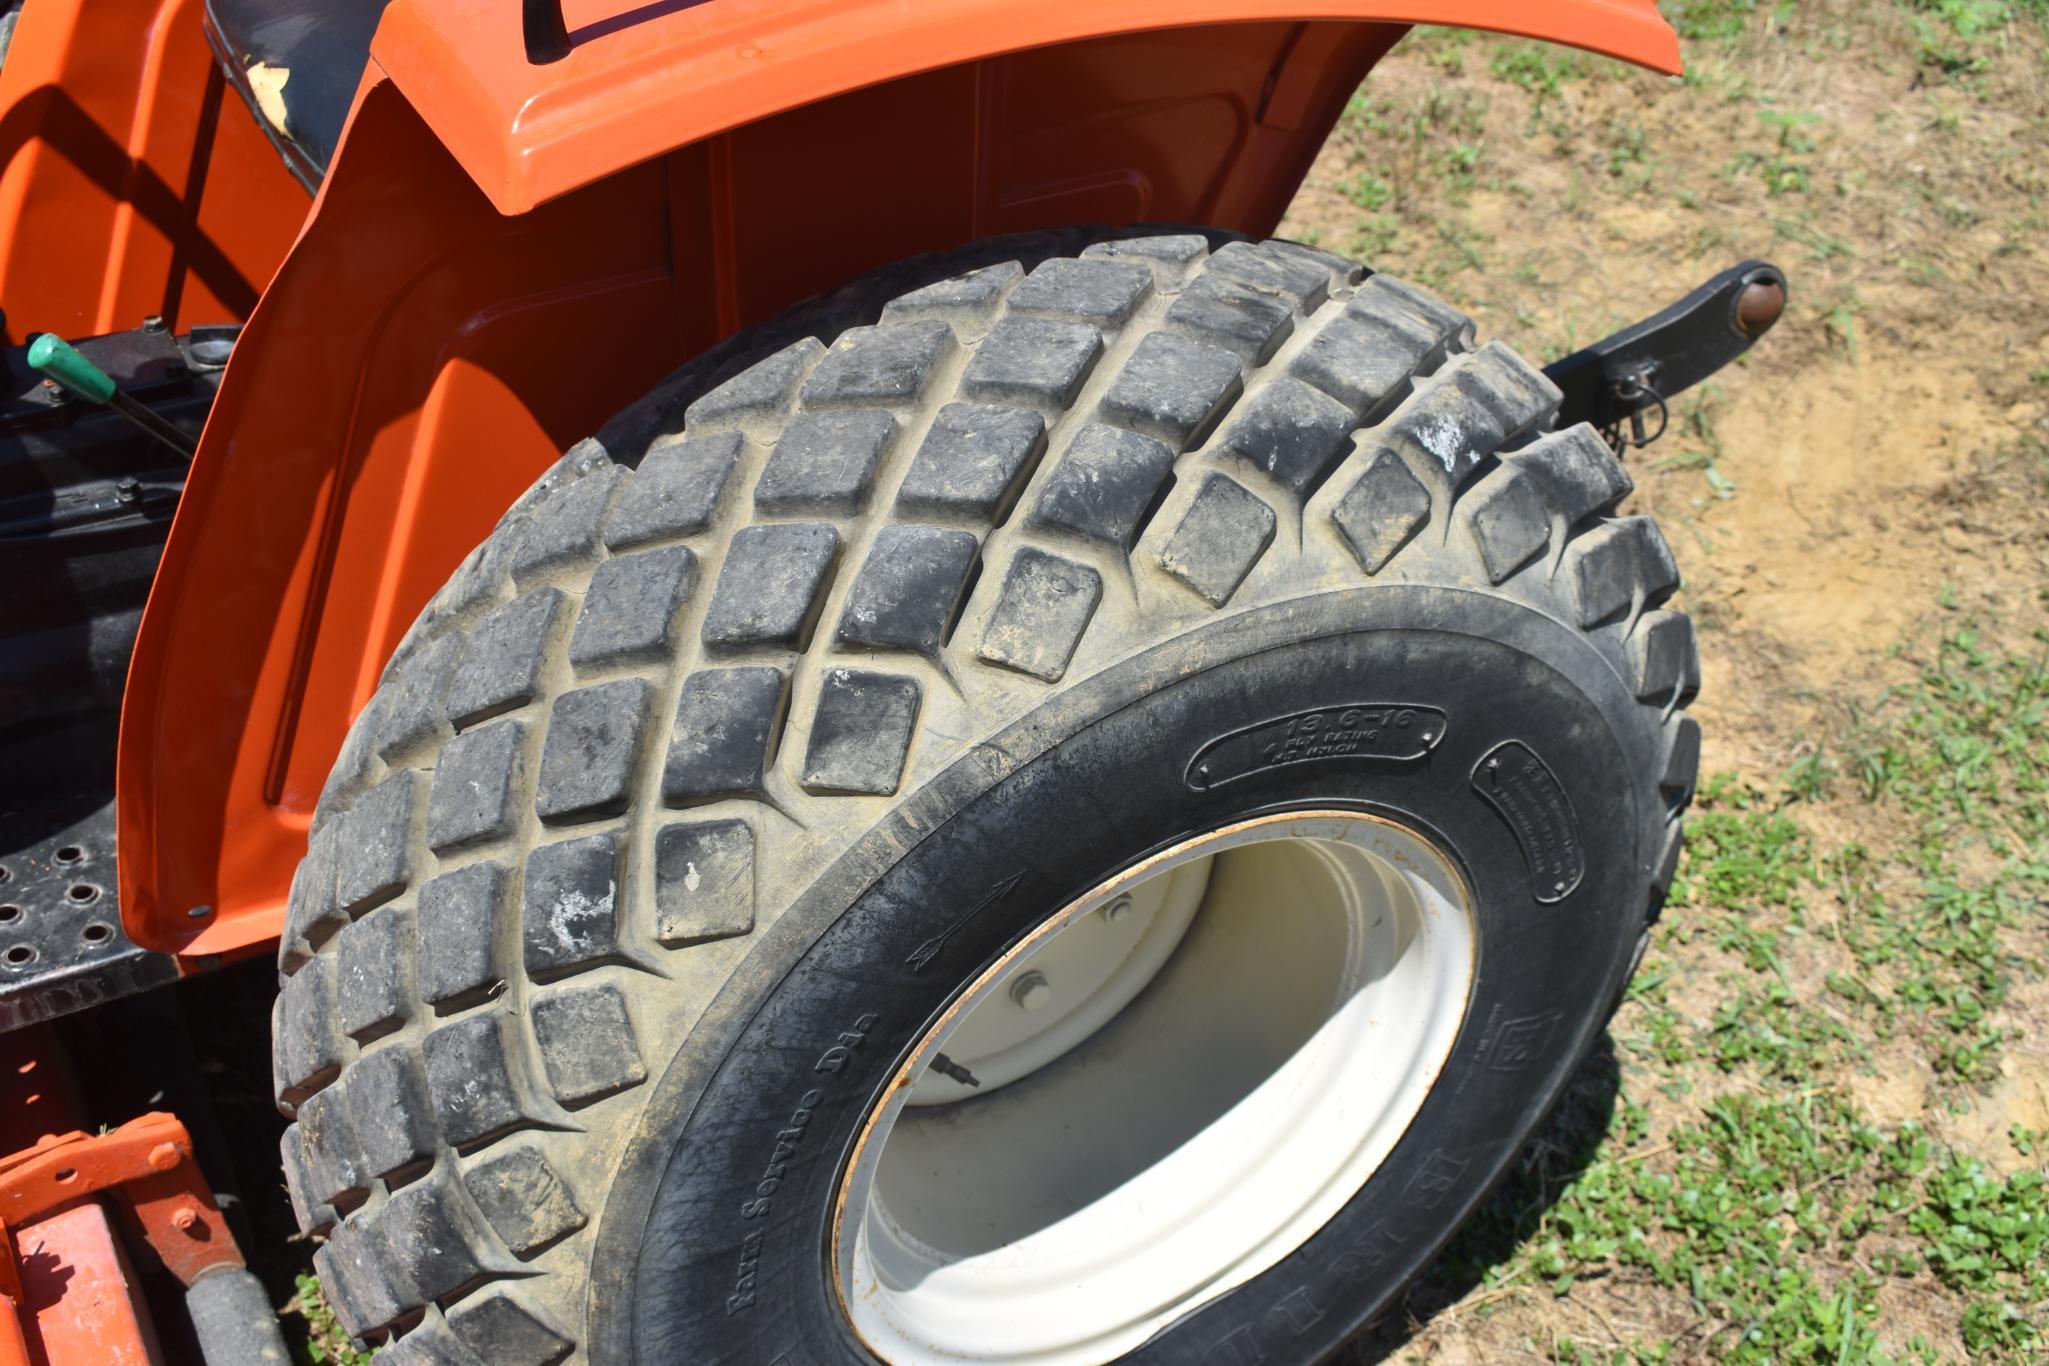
905 870 1026 973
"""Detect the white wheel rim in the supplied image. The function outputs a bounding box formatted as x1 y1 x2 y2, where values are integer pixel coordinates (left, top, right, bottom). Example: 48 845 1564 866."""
832 811 1478 1366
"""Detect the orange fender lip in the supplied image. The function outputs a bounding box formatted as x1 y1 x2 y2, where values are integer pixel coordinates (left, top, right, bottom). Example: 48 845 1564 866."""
375 0 1680 214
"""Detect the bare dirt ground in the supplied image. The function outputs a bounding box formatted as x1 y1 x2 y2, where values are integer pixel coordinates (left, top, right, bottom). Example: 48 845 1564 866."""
1288 4 2049 1361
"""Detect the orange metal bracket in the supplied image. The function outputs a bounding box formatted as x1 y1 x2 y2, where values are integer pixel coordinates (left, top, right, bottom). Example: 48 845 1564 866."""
0 1113 239 1365
8 1206 158 1366
0 1113 243 1293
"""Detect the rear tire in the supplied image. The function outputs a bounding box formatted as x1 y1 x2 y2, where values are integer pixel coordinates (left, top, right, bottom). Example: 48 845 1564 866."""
271 229 1699 1364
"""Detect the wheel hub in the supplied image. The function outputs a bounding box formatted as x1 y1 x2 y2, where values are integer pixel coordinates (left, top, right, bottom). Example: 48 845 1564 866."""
833 811 1479 1365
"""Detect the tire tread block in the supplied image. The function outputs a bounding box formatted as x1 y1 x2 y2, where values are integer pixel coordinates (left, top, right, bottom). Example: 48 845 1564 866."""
279 1124 335 1233
1288 278 1462 417
1631 609 1701 702
1027 423 1176 549
604 431 744 550
535 679 653 825
531 982 647 1105
1163 273 1295 363
753 410 897 516
1100 332 1242 451
700 523 840 653
344 1042 437 1179
509 464 626 589
880 262 1023 329
684 338 823 432
1079 234 1210 286
1459 466 1552 585
423 1014 542 1150
1330 449 1433 574
335 770 422 917
445 588 568 728
1157 474 1277 607
1215 375 1356 498
1202 239 1343 311
800 670 922 796
426 720 526 853
653 818 756 947
374 634 465 762
835 525 981 656
463 1142 587 1257
567 546 698 670
417 862 507 1009
522 833 626 978
1562 517 1680 628
313 1214 404 1338
976 548 1103 682
336 904 413 1041
1505 425 1633 525
662 667 788 804
371 1167 500 1307
1370 342 1559 502
1007 258 1153 325
280 820 346 968
274 954 344 1100
446 1292 572 1366
894 404 1046 521
1662 715 1703 803
295 1082 367 1208
960 317 1103 410
798 321 954 408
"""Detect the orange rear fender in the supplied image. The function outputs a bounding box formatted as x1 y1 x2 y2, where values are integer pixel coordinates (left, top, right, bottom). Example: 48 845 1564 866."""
377 0 1680 214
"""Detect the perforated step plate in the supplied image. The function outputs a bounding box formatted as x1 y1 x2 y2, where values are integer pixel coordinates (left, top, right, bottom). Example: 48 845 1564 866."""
0 800 178 1031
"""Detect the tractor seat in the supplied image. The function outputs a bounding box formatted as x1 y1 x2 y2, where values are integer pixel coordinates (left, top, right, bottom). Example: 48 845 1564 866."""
202 0 393 190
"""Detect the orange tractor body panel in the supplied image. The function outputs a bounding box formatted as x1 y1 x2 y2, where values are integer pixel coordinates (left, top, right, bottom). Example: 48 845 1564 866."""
0 0 305 344
72 0 1682 961
373 0 1679 215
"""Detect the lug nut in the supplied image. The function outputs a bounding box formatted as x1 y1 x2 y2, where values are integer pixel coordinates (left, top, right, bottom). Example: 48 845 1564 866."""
1009 970 1052 1011
1101 895 1133 925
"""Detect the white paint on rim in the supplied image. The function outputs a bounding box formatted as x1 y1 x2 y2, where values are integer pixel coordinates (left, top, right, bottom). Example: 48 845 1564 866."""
903 859 1206 1107
833 811 1478 1365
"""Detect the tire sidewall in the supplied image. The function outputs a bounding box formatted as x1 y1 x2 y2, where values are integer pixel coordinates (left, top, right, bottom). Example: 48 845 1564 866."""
591 585 1660 1364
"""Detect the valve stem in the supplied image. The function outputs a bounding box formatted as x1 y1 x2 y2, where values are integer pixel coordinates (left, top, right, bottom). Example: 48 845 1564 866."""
930 1053 981 1089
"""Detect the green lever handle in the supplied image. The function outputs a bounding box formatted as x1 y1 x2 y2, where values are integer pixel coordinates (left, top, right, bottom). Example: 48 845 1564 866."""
27 331 198 459
28 333 118 405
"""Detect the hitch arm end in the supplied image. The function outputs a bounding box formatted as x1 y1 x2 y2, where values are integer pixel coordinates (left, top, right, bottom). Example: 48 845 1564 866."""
1542 260 1787 447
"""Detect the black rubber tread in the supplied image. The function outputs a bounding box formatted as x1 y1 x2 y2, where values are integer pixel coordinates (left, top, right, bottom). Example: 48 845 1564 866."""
274 229 1696 1357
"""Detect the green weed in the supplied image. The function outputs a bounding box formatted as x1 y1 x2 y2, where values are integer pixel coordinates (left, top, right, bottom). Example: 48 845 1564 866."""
1339 172 1393 212
1729 109 1822 196
287 1273 373 1365
1489 43 1585 97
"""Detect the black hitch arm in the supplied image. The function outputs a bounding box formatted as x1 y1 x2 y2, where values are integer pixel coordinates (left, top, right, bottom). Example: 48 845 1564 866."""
1542 259 1787 448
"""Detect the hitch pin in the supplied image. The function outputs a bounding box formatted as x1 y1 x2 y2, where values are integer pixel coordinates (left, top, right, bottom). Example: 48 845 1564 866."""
29 333 199 459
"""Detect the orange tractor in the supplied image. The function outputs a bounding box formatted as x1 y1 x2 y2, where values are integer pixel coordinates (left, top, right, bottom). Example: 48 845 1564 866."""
0 1 1783 1360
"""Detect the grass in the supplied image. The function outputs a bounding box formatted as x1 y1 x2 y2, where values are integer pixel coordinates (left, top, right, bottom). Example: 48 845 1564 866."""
1291 0 2049 1355
285 1273 373 1365
1348 616 2049 1360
